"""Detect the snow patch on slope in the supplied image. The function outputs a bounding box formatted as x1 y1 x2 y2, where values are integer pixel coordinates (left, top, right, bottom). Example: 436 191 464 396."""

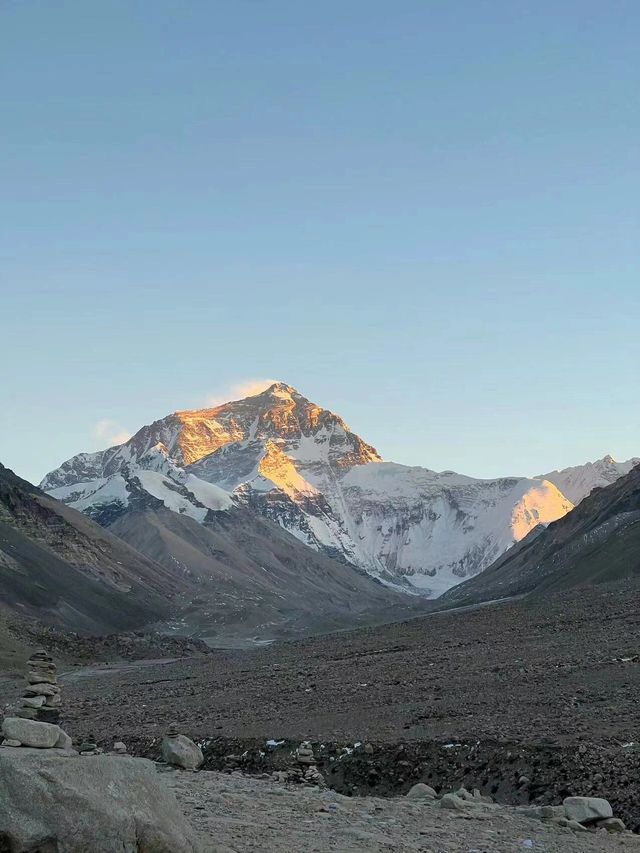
48 476 130 512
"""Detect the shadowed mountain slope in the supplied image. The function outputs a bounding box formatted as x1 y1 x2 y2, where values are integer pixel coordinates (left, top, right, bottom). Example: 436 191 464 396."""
0 463 178 632
1 462 421 642
439 463 640 608
106 501 425 642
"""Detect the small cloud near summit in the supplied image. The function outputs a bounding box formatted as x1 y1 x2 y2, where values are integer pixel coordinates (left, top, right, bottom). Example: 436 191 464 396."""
205 378 278 407
91 419 132 448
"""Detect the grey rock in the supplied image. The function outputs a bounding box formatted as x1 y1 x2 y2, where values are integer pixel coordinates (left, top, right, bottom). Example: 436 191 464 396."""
406 782 437 800
455 787 475 801
597 817 625 832
35 708 61 724
26 671 57 685
28 650 52 661
2 718 61 749
566 818 590 832
563 796 613 825
54 730 73 751
21 696 46 709
0 749 202 852
1 739 22 748
28 661 56 672
113 741 127 754
522 805 556 820
24 682 59 697
162 734 204 770
16 708 38 720
439 793 468 811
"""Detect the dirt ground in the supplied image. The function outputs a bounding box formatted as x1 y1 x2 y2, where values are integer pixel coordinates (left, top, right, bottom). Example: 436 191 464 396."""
164 767 639 852
4 579 640 830
54 579 640 746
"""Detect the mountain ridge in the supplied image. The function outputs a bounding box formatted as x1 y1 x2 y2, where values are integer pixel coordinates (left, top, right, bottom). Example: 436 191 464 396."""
40 382 591 596
2 460 420 642
536 454 640 505
439 461 640 607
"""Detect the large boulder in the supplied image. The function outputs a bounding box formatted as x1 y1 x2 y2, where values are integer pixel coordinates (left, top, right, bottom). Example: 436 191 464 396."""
2 717 61 748
0 749 203 852
162 734 204 770
563 796 613 825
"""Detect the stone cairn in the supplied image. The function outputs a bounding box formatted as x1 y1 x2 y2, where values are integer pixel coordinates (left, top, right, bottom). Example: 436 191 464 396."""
18 649 61 724
271 741 325 786
296 741 325 787
2 651 72 750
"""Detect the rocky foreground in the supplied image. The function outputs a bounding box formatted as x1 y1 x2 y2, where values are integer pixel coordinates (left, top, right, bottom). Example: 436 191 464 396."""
38 578 640 829
2 743 634 852
166 768 637 852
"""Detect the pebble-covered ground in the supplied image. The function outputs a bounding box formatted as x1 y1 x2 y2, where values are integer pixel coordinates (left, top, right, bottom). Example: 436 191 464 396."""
164 768 640 853
56 580 640 747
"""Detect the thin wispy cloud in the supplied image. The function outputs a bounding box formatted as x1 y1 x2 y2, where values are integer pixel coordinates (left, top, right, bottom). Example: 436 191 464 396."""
205 378 277 408
91 419 132 448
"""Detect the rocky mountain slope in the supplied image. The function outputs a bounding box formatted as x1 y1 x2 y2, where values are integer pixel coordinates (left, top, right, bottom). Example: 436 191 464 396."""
439 461 640 608
2 462 416 642
106 502 423 642
0 462 177 633
42 382 577 596
537 454 640 505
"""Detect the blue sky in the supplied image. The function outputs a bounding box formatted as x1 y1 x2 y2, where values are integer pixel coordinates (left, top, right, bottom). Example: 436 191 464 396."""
1 0 638 484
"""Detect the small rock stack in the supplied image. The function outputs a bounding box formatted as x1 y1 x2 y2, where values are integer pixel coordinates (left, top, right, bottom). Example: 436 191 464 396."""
78 735 100 756
296 741 315 766
18 650 61 724
295 741 325 787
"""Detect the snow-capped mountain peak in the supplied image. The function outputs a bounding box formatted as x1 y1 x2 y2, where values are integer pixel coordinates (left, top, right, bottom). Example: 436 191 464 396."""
537 455 640 505
40 382 590 597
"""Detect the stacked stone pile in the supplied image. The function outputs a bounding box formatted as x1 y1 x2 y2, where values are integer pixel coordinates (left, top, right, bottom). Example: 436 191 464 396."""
78 734 101 755
1 651 73 751
271 741 326 787
18 649 61 724
296 741 315 766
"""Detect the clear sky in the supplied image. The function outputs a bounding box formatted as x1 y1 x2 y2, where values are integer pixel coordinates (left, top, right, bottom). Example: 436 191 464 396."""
1 0 638 485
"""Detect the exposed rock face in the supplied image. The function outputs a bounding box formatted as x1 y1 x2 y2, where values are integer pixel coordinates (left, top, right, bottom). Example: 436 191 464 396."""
0 750 202 852
41 383 575 596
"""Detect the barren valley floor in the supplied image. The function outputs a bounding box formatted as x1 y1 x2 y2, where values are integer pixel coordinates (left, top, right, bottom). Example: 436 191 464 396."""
4 578 640 831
